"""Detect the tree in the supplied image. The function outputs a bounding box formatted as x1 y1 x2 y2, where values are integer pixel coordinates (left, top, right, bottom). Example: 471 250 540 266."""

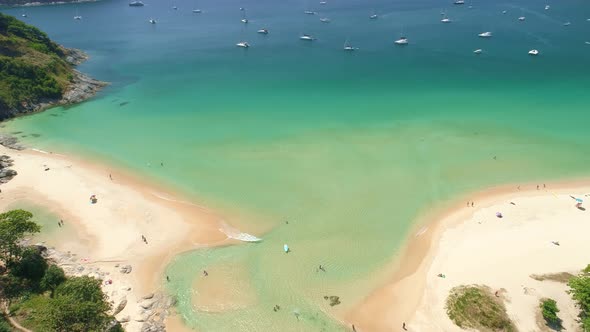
0 209 40 263
8 247 47 286
540 298 561 327
41 276 112 332
41 265 66 297
568 273 590 330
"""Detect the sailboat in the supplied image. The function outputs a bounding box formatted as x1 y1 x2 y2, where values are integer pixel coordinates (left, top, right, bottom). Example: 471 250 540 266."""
73 8 82 20
319 17 331 23
369 9 378 19
441 13 452 23
241 8 248 23
236 41 250 48
299 34 315 41
343 39 358 51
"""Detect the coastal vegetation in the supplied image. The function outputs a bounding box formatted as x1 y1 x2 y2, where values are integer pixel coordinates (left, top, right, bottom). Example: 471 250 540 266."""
539 298 561 329
0 0 89 6
446 285 516 332
0 13 103 120
568 265 590 331
0 209 122 332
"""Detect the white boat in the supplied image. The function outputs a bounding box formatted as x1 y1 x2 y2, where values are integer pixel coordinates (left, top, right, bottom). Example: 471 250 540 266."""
283 244 289 253
343 39 358 51
172 6 178 10
545 5 550 10
74 15 82 20
528 49 539 56
369 14 378 19
478 31 492 38
21 13 27 17
563 22 571 26
473 48 483 54
149 18 157 24
129 1 144 7
441 15 451 23
241 9 248 23
586 41 590 45
394 37 408 45
518 16 525 21
502 10 507 14
320 17 331 23
320 1 327 4
300 34 315 41
454 0 465 4
192 9 202 13
236 41 250 48
257 28 269 34
304 11 317 15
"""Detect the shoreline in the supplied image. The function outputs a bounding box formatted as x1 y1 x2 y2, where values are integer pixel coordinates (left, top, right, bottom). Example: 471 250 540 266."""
0 0 99 8
348 180 590 331
0 143 238 331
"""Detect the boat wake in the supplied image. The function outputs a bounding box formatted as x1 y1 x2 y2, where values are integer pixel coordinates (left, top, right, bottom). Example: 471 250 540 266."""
219 221 262 242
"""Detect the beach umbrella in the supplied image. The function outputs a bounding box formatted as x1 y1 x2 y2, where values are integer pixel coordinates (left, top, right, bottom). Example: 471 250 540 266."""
576 198 583 203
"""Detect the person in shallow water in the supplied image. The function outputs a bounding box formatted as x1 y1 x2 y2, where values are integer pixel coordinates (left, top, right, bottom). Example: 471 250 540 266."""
203 270 208 277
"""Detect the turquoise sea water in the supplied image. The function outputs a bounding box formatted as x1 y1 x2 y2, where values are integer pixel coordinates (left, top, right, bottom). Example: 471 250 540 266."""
2 0 590 330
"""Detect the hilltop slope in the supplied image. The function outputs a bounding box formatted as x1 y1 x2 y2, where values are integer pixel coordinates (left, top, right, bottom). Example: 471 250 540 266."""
0 13 105 120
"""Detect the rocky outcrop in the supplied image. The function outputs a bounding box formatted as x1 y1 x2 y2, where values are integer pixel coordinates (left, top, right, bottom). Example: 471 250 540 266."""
6 69 108 120
119 265 132 274
0 155 17 184
0 135 25 150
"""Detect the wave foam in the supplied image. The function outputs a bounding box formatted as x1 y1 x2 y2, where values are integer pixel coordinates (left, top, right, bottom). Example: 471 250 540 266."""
219 221 261 242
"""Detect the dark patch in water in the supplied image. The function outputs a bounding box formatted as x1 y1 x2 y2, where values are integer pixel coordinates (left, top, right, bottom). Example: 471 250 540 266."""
49 114 60 117
31 133 41 138
10 131 22 135
20 135 28 138
119 101 129 106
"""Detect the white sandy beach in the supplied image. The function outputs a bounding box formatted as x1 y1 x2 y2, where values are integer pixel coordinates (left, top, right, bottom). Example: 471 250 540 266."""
351 184 590 332
0 144 229 331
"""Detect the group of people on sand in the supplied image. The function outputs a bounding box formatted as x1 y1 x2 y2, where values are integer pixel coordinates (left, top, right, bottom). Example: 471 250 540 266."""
57 219 65 227
141 234 148 244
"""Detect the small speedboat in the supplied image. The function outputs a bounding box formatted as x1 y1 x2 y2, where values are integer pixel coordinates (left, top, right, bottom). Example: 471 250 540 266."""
502 10 507 14
304 11 316 15
300 34 315 41
478 31 492 38
241 18 248 23
172 6 178 10
528 49 539 56
320 1 327 4
129 1 144 7
473 48 483 54
545 5 550 10
563 22 571 26
283 244 290 253
74 15 82 20
257 28 269 34
236 41 250 48
518 16 525 21
369 14 378 19
149 18 157 24
319 17 331 23
586 41 590 45
394 37 408 45
21 13 27 17
192 9 202 13
454 0 465 4
441 16 451 23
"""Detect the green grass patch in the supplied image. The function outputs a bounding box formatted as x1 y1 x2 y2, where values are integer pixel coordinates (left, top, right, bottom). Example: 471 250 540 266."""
9 294 52 331
446 285 516 332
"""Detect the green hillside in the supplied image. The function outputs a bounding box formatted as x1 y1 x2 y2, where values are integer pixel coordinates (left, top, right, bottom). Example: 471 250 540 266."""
0 13 76 118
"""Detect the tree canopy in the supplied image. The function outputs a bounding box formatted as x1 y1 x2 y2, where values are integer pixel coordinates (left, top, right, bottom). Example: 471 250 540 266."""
0 209 40 262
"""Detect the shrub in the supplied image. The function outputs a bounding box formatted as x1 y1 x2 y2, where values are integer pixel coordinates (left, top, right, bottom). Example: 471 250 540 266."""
446 285 515 332
568 272 590 331
540 298 561 327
